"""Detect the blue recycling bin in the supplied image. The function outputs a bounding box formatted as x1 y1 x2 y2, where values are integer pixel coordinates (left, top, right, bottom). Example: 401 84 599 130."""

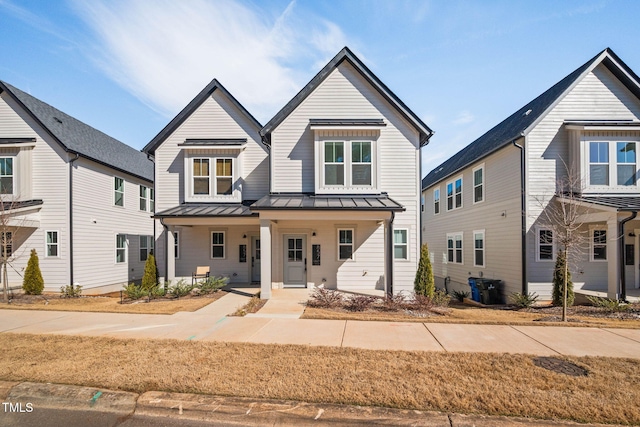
468 278 481 302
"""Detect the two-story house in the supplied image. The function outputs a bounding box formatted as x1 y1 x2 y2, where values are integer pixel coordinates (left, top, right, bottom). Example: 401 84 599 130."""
0 81 154 294
422 48 640 301
145 47 433 299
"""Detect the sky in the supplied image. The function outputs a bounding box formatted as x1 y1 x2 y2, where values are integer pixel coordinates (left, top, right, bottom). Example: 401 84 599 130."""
2 0 640 177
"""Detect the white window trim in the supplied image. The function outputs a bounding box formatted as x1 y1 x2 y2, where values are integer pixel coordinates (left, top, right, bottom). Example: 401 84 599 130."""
150 188 155 213
446 176 463 211
473 229 485 268
394 228 409 261
0 157 15 196
315 133 379 194
433 187 440 215
214 158 234 196
192 157 211 197
45 230 59 258
211 231 226 260
582 136 640 193
139 235 154 262
115 234 127 264
114 176 125 207
536 227 555 262
472 164 484 204
590 227 608 262
139 185 148 212
186 156 240 202
174 231 180 260
446 232 463 265
337 228 355 261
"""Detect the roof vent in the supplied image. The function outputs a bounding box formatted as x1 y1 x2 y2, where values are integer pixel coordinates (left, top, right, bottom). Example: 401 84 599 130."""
524 109 532 116
53 117 62 124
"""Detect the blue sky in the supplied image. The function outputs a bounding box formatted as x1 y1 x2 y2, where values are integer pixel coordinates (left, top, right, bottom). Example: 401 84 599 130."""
2 0 639 176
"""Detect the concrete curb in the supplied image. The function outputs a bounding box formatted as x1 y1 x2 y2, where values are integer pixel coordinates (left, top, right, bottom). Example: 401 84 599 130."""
5 382 137 415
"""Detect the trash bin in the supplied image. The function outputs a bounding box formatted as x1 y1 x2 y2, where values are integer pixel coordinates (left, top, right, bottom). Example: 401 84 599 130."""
468 277 481 302
475 279 502 304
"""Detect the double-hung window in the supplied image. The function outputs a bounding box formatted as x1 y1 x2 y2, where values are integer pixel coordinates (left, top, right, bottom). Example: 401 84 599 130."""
589 142 609 185
139 186 148 211
434 188 440 214
617 142 637 186
473 230 484 267
0 158 13 194
211 231 225 259
446 232 463 264
1 231 12 258
139 236 154 261
324 142 345 186
116 234 127 263
394 229 408 260
193 158 210 195
537 229 554 261
473 165 484 203
46 231 59 257
114 177 124 206
592 229 607 261
446 177 462 211
338 229 354 260
215 159 233 195
351 141 372 185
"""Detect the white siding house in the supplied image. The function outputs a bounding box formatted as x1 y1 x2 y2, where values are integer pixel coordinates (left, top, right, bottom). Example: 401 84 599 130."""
0 81 154 294
146 47 433 299
422 48 640 301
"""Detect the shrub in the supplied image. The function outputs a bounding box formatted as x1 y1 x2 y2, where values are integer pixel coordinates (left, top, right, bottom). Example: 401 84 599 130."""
198 276 228 294
453 290 470 302
23 249 44 295
432 289 451 307
141 253 159 292
414 244 435 297
307 285 343 308
344 294 379 312
382 293 407 311
123 283 146 300
586 295 629 313
552 250 574 307
60 284 82 298
510 292 539 308
168 279 192 298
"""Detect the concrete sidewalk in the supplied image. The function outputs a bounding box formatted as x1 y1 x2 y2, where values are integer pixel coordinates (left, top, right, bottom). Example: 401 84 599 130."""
0 291 640 357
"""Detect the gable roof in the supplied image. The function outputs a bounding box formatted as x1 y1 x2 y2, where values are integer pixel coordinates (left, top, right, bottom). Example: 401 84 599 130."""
260 47 433 146
422 48 640 190
0 81 153 182
143 79 262 156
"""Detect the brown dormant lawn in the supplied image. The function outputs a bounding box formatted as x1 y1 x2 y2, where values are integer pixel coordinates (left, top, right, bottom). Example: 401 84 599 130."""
0 333 638 425
0 292 226 315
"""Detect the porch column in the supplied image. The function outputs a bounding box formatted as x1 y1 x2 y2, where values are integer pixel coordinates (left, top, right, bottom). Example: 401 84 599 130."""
166 228 176 284
607 216 619 299
260 219 272 299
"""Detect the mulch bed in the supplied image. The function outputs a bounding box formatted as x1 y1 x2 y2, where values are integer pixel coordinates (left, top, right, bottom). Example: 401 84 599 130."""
522 304 640 321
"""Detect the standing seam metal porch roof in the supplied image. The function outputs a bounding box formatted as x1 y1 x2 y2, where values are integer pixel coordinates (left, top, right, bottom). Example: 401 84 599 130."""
154 203 257 218
250 194 405 211
569 195 640 211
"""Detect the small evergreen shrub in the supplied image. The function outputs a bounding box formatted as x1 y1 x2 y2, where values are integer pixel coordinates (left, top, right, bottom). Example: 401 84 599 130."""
586 295 629 313
123 283 146 300
453 290 470 302
414 244 435 297
168 279 192 298
552 251 574 307
60 284 82 298
510 292 539 308
198 276 228 294
141 253 159 292
432 289 451 307
23 249 45 295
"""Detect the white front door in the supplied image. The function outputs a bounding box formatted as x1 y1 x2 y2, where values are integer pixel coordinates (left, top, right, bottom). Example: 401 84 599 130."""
251 236 261 282
283 235 306 287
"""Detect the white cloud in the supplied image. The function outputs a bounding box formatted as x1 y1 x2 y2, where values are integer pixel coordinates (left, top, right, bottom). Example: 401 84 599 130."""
452 110 474 125
70 0 350 122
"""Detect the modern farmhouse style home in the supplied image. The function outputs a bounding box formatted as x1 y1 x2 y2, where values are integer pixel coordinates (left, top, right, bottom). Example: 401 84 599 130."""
0 81 154 294
422 48 640 301
145 47 433 298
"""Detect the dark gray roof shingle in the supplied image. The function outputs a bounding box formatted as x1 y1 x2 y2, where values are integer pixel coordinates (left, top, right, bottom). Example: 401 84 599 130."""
421 48 626 190
0 81 153 182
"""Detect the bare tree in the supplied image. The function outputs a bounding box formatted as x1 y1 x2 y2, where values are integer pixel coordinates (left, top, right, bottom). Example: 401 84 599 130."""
533 168 591 321
0 195 28 302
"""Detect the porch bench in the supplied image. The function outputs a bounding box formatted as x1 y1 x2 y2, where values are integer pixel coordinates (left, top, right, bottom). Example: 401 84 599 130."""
192 266 210 285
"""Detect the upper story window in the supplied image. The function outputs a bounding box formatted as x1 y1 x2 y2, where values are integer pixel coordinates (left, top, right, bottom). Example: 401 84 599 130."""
324 141 345 185
0 158 13 195
186 155 239 202
446 177 462 211
351 141 372 185
616 142 636 186
585 139 640 190
114 177 124 207
193 158 210 195
434 188 440 215
215 159 233 195
473 165 484 203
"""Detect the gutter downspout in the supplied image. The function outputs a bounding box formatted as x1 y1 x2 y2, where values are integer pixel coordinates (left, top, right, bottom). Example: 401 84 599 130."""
619 211 637 301
160 218 168 290
386 211 395 298
512 138 527 294
69 153 80 289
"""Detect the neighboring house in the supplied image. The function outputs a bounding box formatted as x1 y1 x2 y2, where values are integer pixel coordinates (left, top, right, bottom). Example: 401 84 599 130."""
145 47 433 298
422 48 640 301
0 81 154 294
